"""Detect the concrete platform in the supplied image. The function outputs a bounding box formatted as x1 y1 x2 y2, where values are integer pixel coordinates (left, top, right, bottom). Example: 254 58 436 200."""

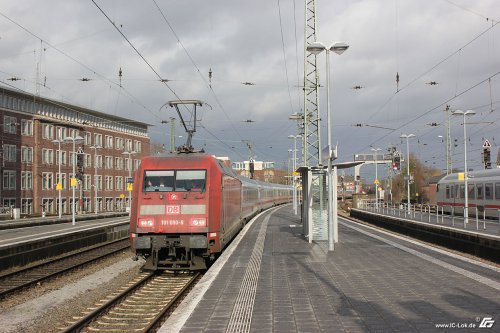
162 205 500 333
0 216 129 270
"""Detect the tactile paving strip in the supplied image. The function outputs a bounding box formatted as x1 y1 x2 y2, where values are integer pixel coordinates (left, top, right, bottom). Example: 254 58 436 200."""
226 213 271 333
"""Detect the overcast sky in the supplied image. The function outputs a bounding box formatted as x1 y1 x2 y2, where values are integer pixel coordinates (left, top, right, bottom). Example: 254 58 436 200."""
1 0 499 180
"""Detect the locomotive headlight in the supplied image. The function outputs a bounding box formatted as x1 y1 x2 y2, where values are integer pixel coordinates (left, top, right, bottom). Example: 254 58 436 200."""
190 218 206 227
138 218 155 227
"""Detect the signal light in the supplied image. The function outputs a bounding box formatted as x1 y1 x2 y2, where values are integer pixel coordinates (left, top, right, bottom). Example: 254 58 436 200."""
393 156 401 170
483 148 491 169
138 218 155 227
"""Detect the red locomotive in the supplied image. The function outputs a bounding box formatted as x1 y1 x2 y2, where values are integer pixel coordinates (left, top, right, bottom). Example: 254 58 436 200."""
130 153 292 270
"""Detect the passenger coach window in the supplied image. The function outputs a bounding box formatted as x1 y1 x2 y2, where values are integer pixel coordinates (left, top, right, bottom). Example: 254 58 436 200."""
459 185 465 199
485 183 493 200
468 184 475 200
476 183 484 200
496 183 500 200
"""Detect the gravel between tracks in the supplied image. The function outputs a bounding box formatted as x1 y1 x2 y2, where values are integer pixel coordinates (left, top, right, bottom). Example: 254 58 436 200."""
0 251 143 333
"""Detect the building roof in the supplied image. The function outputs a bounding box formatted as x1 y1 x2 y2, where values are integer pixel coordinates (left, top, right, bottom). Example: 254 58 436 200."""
0 85 150 131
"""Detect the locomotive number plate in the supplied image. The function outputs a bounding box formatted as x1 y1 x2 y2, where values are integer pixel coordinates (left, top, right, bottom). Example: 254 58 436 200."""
166 205 180 214
160 219 184 226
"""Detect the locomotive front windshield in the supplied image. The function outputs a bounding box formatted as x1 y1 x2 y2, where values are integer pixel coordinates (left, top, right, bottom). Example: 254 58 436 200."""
143 170 206 192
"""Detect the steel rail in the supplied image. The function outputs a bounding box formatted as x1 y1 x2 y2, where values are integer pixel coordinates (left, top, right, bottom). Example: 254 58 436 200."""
0 237 129 298
60 271 200 333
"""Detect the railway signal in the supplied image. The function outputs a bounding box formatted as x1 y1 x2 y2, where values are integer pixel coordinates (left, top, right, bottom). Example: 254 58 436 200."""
483 140 492 169
392 152 401 171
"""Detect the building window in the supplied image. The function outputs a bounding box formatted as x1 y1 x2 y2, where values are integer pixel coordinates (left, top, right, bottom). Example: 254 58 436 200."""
94 133 103 147
3 170 16 190
42 198 54 213
115 137 123 150
82 197 91 212
105 197 113 211
116 176 123 190
43 124 54 140
105 156 113 169
3 198 16 208
126 139 133 151
125 158 131 171
115 157 123 170
115 197 124 211
3 144 16 162
63 151 68 165
42 172 54 190
105 176 113 191
135 140 142 153
4 116 17 134
85 132 92 146
42 149 54 165
96 155 102 168
84 154 91 168
56 198 68 214
21 146 33 164
84 175 92 191
56 150 67 165
21 198 33 214
21 119 33 136
56 173 67 189
21 171 32 190
105 135 113 149
95 175 103 190
134 159 141 171
69 128 80 139
56 127 67 141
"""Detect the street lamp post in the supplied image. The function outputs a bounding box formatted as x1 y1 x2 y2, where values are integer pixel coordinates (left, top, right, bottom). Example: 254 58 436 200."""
90 145 102 214
371 148 381 208
52 139 63 218
122 151 137 214
288 135 301 215
287 149 293 185
400 134 415 211
453 110 475 226
307 41 349 251
64 135 84 226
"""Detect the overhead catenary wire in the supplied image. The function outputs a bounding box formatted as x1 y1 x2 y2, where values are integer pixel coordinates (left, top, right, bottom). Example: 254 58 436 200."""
150 0 245 145
365 20 500 124
0 9 162 122
343 71 500 161
277 0 296 115
150 0 296 162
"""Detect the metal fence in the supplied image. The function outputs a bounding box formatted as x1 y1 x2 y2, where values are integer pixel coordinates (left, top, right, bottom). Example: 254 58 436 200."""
358 200 500 234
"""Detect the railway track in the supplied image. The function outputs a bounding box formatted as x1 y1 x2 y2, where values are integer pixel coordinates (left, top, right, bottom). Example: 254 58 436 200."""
60 271 200 333
0 238 130 298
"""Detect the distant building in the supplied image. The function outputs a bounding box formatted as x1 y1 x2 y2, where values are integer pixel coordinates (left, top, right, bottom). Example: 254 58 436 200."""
231 160 286 183
215 156 231 168
0 87 150 215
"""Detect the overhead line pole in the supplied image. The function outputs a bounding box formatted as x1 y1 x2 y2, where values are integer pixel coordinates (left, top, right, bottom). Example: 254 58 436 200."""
303 0 321 167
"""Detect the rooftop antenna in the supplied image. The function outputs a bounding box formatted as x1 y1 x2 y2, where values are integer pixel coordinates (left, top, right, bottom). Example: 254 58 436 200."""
167 100 209 153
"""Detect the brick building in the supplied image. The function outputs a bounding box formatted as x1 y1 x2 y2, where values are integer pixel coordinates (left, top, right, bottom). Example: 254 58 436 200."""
0 87 150 216
231 160 287 184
